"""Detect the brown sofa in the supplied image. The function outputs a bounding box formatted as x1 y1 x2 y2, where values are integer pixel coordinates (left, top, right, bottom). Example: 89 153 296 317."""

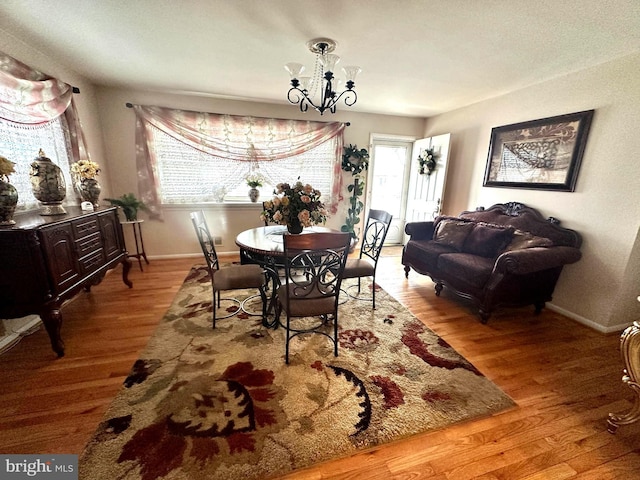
402 202 582 322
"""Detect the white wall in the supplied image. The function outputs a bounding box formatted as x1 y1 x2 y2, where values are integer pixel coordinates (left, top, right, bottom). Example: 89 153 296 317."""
94 87 425 259
424 53 640 332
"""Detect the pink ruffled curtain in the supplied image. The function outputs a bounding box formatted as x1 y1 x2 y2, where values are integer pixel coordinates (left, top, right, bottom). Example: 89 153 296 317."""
0 51 88 163
134 104 345 218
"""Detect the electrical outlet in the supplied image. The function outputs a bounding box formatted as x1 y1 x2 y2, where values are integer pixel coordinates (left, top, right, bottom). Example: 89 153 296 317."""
214 236 223 246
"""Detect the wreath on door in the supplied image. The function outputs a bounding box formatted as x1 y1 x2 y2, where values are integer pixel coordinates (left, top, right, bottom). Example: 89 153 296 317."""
417 148 439 175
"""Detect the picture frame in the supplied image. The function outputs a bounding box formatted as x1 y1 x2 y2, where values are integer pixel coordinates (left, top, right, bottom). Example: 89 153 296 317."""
483 109 594 191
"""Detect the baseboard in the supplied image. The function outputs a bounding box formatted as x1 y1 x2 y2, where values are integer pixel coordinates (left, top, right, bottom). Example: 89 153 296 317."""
147 252 237 261
547 303 631 334
0 315 42 355
146 253 203 260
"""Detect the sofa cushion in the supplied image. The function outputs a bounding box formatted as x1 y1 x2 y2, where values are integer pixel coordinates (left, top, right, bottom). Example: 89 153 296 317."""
433 219 475 251
463 223 514 258
437 253 494 289
504 230 554 251
404 239 457 272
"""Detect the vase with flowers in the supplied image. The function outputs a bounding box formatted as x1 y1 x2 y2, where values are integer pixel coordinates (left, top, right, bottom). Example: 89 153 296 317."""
245 172 264 203
0 155 18 226
71 159 101 209
261 180 328 234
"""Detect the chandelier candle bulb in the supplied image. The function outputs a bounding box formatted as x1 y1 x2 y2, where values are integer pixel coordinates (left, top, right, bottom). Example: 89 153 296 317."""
284 63 304 79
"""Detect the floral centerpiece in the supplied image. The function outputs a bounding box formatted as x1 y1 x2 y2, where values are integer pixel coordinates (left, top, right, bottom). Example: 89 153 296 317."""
261 180 328 234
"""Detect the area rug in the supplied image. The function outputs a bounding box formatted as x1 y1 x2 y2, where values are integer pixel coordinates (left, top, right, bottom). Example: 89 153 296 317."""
80 266 515 480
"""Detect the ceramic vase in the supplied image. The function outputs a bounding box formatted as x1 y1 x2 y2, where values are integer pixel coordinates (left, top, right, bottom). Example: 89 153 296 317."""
0 180 18 226
78 178 101 209
29 150 67 215
286 217 303 234
248 187 260 203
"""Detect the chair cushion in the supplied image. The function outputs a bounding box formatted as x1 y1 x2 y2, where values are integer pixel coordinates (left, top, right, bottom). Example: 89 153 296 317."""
276 284 337 317
437 253 494 288
212 264 265 290
462 224 514 258
342 258 374 278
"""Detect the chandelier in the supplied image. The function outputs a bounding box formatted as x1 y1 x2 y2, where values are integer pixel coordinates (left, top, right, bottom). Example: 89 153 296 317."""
285 38 361 115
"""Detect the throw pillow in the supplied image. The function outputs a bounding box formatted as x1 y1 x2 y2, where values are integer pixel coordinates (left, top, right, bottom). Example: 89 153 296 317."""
463 224 514 258
504 230 554 251
433 219 475 251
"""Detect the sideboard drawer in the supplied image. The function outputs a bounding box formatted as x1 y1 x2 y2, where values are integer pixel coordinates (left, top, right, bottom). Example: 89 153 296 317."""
79 248 106 275
72 216 100 238
76 232 103 257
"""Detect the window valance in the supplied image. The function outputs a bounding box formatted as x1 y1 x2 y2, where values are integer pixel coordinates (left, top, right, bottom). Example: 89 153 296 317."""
133 104 345 219
0 51 89 164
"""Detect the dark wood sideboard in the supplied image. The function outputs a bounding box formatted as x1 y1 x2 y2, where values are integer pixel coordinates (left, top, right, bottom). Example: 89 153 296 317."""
0 206 132 357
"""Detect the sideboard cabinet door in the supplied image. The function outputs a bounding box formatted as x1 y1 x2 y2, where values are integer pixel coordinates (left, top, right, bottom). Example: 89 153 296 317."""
39 222 80 293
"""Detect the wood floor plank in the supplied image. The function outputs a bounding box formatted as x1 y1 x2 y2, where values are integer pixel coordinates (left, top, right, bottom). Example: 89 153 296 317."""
1 249 639 479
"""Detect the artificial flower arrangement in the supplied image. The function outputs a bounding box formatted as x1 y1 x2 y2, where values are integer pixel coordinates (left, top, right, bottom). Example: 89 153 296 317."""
261 180 328 228
417 148 439 176
246 172 265 188
70 159 101 180
0 155 16 182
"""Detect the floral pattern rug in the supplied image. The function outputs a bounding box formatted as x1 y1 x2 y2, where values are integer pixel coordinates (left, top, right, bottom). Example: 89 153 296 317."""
79 266 515 480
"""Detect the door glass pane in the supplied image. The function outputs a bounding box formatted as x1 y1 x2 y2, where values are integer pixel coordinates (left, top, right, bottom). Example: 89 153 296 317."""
370 145 408 218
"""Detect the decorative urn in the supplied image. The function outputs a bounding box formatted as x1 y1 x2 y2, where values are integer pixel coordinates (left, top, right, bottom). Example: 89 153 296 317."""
29 149 67 215
0 179 18 226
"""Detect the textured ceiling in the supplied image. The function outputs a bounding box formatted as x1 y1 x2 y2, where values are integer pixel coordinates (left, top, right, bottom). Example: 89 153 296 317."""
1 0 639 117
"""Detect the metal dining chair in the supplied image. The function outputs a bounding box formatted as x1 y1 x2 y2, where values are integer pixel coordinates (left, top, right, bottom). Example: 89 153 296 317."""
190 211 267 328
275 232 351 364
342 209 393 309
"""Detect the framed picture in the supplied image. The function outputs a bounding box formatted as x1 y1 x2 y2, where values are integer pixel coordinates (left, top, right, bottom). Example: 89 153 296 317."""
483 110 594 191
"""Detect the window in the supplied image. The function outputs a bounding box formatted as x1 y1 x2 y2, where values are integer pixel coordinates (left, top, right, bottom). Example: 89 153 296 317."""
0 116 75 211
149 124 338 204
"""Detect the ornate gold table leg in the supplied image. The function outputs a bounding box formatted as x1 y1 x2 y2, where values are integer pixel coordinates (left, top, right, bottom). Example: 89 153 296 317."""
608 320 640 433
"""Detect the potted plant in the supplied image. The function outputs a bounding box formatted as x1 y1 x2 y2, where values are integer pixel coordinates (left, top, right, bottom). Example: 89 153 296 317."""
105 193 149 221
246 173 264 203
340 144 369 240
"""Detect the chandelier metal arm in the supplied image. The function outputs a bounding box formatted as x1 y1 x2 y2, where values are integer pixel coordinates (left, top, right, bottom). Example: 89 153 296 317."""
287 76 358 116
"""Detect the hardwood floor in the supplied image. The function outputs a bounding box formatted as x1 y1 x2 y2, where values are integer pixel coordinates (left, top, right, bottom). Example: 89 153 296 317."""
1 248 639 478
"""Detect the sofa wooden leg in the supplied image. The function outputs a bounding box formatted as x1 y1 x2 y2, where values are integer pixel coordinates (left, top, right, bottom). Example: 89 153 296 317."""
534 301 545 315
404 265 410 278
434 283 443 296
479 310 491 324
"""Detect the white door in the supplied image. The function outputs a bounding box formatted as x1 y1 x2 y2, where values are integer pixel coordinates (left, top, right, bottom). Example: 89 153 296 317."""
367 137 413 244
405 134 451 240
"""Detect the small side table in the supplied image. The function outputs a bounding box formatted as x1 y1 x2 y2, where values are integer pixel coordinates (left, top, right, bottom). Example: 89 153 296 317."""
121 220 149 271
